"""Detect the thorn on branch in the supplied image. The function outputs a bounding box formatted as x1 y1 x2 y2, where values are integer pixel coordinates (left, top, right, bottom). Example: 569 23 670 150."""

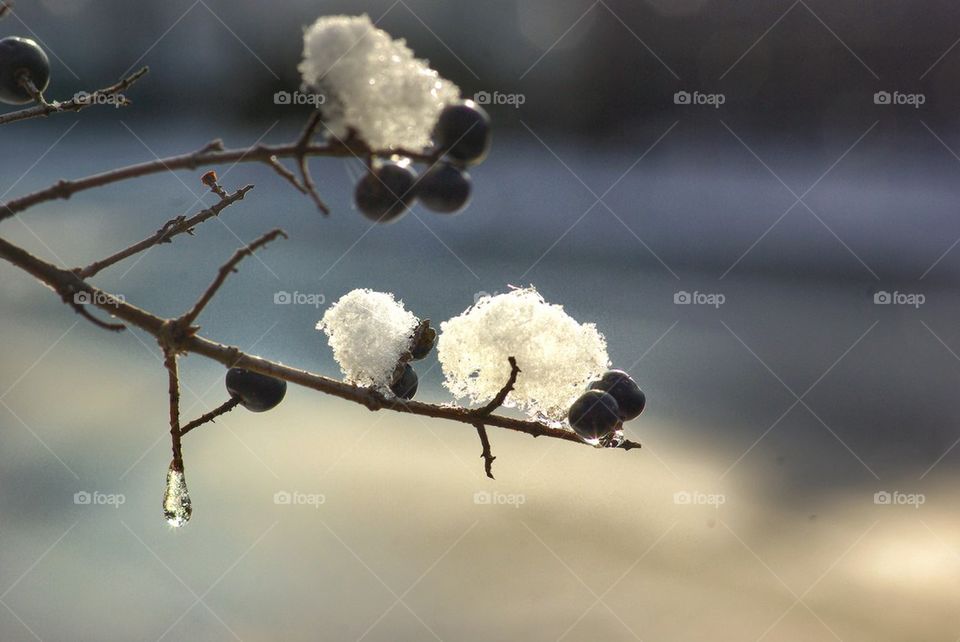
179 228 287 328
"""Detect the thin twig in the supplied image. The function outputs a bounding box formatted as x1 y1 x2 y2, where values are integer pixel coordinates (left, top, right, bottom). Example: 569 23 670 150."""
180 398 242 436
179 229 287 328
474 357 520 418
263 155 308 195
0 137 434 221
474 423 496 479
76 184 254 278
0 234 641 451
163 348 183 466
295 111 330 214
0 67 149 126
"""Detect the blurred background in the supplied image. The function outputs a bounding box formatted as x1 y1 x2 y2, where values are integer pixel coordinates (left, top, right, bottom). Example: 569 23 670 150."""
1 1 959 640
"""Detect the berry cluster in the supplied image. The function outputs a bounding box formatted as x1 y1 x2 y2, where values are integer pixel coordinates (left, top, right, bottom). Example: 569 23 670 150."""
0 36 51 105
354 100 490 223
225 368 287 412
388 320 437 400
568 370 646 447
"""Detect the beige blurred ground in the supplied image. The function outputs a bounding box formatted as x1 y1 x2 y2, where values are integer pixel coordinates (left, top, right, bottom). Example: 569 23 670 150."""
0 314 957 642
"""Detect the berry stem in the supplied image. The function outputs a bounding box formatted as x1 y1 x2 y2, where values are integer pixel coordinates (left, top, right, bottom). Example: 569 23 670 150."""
180 397 242 436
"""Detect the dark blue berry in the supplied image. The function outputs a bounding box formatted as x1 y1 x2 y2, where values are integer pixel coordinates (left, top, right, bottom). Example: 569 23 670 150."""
354 161 417 223
390 363 418 400
568 390 620 441
225 368 287 412
416 163 471 213
0 37 50 105
588 370 645 421
434 101 490 165
409 322 437 361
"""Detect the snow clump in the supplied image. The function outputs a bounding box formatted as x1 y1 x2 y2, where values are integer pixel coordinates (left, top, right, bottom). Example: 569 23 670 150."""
299 14 460 150
437 288 610 421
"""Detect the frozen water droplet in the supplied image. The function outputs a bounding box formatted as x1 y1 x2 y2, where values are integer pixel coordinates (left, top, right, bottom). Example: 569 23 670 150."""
163 460 192 528
597 427 625 449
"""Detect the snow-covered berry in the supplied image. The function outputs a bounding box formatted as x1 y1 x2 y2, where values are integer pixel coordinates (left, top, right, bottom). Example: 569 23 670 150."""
416 163 471 213
438 287 609 420
225 368 287 412
299 14 460 150
588 370 645 420
318 289 420 390
0 37 50 105
390 363 418 400
355 161 417 223
568 390 620 442
434 101 490 165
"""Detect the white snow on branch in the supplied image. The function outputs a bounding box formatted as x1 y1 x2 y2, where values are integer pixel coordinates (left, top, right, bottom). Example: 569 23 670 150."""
299 14 460 150
438 287 610 421
317 289 419 389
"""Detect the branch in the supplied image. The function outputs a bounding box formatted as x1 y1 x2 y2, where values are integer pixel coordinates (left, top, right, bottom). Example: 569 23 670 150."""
74 184 254 278
0 67 149 127
180 398 241 436
0 235 641 453
0 137 435 221
468 357 520 479
179 228 287 328
0 1 12 19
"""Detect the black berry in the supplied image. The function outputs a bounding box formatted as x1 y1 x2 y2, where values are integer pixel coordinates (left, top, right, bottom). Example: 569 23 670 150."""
225 368 287 412
409 322 437 360
416 163 471 213
0 37 50 105
354 161 417 223
390 363 418 400
588 370 646 421
568 390 620 442
433 101 490 165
